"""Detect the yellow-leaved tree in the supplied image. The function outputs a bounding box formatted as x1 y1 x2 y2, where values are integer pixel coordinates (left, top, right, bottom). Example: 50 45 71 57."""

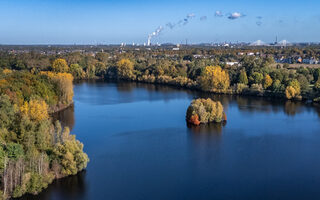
263 74 273 89
116 59 135 80
41 72 74 105
199 66 230 92
285 86 296 99
285 79 301 99
20 99 49 121
2 69 12 75
52 58 69 73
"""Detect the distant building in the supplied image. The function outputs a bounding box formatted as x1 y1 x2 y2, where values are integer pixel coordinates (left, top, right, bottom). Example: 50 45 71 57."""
303 58 318 64
172 48 180 51
193 55 203 58
225 62 239 66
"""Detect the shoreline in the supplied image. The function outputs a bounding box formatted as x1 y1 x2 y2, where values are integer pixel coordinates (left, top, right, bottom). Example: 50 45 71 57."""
93 77 319 105
49 101 74 114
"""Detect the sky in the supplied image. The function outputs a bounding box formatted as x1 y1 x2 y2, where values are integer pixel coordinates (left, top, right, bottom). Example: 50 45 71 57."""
0 0 320 44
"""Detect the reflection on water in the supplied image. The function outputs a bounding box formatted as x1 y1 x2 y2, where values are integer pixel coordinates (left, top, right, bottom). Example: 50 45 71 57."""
29 81 320 200
52 104 75 131
187 122 227 134
19 171 87 200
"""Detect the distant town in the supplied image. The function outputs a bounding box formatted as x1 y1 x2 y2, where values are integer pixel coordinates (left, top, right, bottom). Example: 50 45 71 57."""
1 40 320 67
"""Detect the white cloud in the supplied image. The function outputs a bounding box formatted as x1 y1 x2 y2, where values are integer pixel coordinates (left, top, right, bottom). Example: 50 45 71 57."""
215 11 223 17
228 12 244 20
187 13 195 18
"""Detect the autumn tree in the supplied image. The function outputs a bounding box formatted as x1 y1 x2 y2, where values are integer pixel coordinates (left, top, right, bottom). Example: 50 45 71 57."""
116 59 135 80
20 99 49 121
95 62 107 76
199 66 230 92
41 72 74 105
53 127 89 176
285 86 297 99
288 79 301 95
2 69 12 75
52 59 69 73
86 64 96 79
263 74 273 89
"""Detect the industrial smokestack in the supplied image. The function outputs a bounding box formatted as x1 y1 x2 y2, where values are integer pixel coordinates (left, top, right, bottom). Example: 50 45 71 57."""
147 35 151 46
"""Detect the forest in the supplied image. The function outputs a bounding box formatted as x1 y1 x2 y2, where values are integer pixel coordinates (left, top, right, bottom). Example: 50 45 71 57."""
0 69 88 199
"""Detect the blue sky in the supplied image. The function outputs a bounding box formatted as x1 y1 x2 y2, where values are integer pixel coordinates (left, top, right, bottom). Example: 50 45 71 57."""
0 0 319 44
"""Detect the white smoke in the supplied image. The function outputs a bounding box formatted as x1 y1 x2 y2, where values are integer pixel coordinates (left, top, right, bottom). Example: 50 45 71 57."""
148 13 196 45
215 11 223 17
147 26 164 45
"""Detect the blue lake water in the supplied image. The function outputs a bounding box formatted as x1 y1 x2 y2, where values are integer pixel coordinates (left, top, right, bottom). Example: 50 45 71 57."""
23 81 320 200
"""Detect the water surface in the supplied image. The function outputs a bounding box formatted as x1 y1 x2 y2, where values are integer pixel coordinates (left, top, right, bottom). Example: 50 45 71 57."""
23 81 320 200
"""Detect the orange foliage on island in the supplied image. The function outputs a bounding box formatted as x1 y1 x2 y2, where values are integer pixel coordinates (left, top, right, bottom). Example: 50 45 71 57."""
188 114 201 126
186 98 226 126
223 112 227 121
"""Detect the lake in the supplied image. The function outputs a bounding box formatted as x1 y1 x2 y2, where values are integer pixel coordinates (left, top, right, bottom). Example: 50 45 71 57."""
22 81 320 200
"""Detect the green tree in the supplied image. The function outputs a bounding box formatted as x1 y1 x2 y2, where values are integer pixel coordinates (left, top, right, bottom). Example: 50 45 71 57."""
6 143 24 159
238 70 248 85
249 72 264 85
69 64 84 79
313 68 320 82
314 79 320 91
272 79 282 92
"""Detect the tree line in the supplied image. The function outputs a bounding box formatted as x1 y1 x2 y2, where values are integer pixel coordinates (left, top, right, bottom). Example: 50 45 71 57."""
1 48 320 101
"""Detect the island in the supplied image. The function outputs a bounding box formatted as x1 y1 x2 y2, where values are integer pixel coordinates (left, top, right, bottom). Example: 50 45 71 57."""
186 98 227 126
